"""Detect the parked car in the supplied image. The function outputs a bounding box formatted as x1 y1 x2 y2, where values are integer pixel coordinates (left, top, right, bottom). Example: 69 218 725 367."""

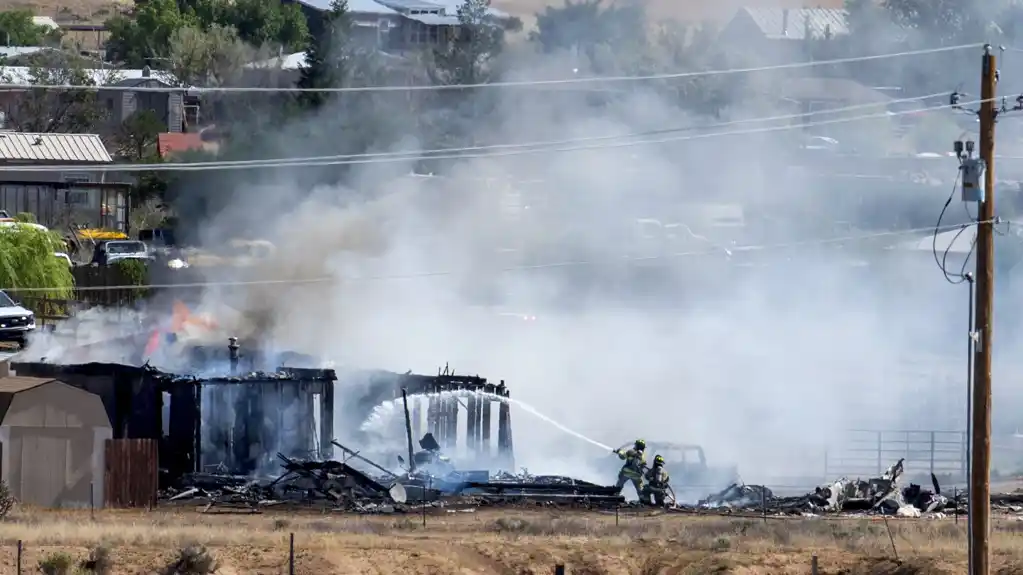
91 240 153 266
0 290 35 348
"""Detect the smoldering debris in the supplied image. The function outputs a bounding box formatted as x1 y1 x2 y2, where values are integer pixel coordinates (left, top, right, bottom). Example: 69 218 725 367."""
679 458 961 518
161 433 627 513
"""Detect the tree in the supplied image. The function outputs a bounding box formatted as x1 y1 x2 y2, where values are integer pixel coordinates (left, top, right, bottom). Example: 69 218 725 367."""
0 226 74 300
106 0 309 69
529 0 646 74
431 0 505 86
105 0 195 67
297 0 351 110
2 52 114 133
114 110 164 161
114 110 168 207
222 0 309 52
0 10 62 46
169 24 250 87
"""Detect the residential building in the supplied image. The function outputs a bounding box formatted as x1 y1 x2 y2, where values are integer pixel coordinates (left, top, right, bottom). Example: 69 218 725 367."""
0 132 130 232
287 0 508 52
718 7 849 63
0 65 194 133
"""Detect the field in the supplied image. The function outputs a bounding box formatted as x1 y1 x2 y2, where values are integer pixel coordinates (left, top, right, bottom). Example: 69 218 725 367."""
2 507 1023 574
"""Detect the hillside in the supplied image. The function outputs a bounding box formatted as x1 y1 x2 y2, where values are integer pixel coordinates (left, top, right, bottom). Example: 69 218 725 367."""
0 0 127 23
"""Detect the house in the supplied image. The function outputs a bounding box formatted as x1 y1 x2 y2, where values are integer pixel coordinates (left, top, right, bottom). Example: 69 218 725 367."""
0 65 194 133
718 7 849 63
287 0 508 51
0 132 131 232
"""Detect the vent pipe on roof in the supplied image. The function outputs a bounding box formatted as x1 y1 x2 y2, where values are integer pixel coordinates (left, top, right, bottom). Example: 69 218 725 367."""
782 9 789 36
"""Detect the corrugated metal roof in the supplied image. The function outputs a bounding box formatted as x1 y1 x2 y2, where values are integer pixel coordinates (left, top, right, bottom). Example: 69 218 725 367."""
32 16 58 30
0 376 55 394
0 46 50 58
0 132 112 163
296 0 399 13
740 7 849 40
406 12 459 25
0 66 178 87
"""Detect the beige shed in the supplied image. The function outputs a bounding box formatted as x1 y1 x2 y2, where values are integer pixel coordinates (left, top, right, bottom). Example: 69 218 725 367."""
0 376 112 508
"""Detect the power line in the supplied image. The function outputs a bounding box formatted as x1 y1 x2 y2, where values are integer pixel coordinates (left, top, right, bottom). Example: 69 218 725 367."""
4 96 988 173
3 220 996 293
60 91 953 169
0 44 982 94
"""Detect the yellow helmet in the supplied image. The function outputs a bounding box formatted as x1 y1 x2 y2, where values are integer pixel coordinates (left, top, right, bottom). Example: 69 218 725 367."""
653 455 665 466
635 439 646 450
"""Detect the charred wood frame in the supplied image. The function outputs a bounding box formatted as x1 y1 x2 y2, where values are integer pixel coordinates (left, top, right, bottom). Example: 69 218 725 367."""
344 370 515 470
10 361 336 483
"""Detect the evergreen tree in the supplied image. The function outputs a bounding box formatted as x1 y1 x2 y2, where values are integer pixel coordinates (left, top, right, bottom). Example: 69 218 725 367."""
297 0 351 110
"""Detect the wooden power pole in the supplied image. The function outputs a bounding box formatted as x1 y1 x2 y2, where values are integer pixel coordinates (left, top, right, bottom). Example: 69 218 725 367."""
971 44 998 575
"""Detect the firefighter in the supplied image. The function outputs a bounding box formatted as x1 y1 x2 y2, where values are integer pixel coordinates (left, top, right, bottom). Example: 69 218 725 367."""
614 439 647 495
641 454 671 506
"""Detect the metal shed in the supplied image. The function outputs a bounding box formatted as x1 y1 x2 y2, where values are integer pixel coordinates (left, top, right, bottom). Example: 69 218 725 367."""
0 376 111 508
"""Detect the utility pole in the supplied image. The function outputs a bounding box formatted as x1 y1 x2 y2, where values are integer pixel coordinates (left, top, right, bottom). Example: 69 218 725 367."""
971 43 997 575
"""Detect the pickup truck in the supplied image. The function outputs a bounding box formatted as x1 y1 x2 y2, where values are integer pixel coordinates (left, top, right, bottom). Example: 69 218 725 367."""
0 290 35 348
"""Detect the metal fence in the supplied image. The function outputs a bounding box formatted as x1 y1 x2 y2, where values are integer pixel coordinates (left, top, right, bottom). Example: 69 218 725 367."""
825 429 967 482
104 438 158 508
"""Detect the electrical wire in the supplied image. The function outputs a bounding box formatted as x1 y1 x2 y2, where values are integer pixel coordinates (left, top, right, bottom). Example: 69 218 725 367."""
0 44 983 94
4 96 989 173
933 166 978 285
2 220 997 293
46 90 949 171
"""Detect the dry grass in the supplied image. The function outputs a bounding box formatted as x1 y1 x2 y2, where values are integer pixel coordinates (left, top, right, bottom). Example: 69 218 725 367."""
0 507 1018 574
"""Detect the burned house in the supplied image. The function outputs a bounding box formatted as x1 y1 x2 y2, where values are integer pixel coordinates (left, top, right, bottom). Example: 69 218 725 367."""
8 358 335 484
9 341 518 489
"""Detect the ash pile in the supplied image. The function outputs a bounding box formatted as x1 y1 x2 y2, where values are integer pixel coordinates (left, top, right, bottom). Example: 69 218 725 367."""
160 433 625 513
680 459 961 518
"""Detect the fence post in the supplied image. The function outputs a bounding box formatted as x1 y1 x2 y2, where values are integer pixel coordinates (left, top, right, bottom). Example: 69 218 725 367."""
929 431 936 476
16 540 22 575
761 488 766 524
876 432 882 475
288 532 294 575
811 555 818 575
554 565 565 575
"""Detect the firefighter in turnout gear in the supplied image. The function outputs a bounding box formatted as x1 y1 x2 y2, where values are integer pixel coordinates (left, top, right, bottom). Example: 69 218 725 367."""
614 439 647 495
641 454 672 506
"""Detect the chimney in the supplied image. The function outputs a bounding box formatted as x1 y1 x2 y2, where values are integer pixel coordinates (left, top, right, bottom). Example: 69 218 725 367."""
228 337 239 374
782 9 789 37
142 65 151 78
0 360 10 378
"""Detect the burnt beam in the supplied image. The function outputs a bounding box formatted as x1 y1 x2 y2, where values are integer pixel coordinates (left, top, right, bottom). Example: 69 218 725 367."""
482 396 492 461
466 393 478 453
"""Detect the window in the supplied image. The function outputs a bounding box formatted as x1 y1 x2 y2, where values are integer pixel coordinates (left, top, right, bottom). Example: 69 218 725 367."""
66 191 89 205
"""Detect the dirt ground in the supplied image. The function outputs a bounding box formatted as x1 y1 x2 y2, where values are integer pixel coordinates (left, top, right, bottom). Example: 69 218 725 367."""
0 0 127 23
2 507 1023 574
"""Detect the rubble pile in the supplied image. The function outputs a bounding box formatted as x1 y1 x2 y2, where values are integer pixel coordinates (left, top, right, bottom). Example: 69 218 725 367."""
160 434 627 513
682 459 959 518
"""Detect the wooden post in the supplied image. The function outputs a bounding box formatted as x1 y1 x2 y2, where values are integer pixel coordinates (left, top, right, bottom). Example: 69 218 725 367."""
971 43 998 575
289 532 295 575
